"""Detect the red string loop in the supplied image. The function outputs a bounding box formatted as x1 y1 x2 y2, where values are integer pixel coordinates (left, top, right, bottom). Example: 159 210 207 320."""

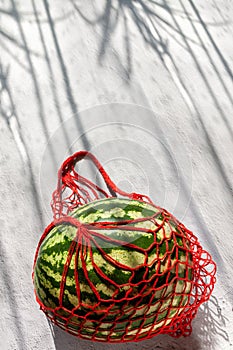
51 151 149 219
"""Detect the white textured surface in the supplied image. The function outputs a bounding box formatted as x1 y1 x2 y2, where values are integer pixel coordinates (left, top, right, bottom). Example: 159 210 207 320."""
0 1 233 349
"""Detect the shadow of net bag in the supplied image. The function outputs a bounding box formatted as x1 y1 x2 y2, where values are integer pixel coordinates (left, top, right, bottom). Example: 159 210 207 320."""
33 151 216 343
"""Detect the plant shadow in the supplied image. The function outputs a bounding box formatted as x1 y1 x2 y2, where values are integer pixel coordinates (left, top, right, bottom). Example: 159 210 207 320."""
70 0 233 194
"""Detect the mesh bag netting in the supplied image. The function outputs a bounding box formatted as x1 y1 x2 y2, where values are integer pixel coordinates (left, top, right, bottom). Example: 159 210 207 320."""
33 151 216 342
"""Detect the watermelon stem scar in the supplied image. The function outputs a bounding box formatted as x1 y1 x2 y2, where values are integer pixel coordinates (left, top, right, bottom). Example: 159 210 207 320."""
33 151 216 342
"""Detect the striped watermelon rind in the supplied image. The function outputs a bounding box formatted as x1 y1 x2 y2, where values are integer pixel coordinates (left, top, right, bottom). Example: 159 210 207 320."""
34 198 193 341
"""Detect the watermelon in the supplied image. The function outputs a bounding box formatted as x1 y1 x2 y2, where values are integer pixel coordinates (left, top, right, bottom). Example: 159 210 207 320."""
33 198 193 342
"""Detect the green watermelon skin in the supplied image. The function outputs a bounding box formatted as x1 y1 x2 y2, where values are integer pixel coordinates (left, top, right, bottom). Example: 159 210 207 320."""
33 198 193 342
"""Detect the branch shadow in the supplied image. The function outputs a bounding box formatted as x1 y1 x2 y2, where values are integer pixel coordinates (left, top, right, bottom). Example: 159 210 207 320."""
31 0 74 155
187 0 233 82
171 0 233 130
0 0 93 218
70 0 233 194
70 0 200 80
160 0 233 195
1 0 91 169
179 0 233 108
7 0 60 176
42 0 91 151
0 61 45 229
0 4 45 70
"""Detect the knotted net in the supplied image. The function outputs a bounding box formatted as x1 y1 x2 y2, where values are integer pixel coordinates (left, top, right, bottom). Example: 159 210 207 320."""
33 151 216 342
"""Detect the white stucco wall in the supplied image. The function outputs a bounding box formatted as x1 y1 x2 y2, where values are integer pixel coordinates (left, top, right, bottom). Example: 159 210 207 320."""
0 1 232 349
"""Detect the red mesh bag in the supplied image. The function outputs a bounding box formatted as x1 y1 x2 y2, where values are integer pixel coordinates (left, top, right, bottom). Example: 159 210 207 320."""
33 151 216 342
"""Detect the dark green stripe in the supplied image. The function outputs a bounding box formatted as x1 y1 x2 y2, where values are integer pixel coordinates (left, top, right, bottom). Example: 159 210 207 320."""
71 198 158 222
34 274 59 307
37 263 61 289
40 226 76 256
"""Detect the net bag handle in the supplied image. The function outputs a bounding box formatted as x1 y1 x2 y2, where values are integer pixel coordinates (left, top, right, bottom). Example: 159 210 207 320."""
51 151 153 219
